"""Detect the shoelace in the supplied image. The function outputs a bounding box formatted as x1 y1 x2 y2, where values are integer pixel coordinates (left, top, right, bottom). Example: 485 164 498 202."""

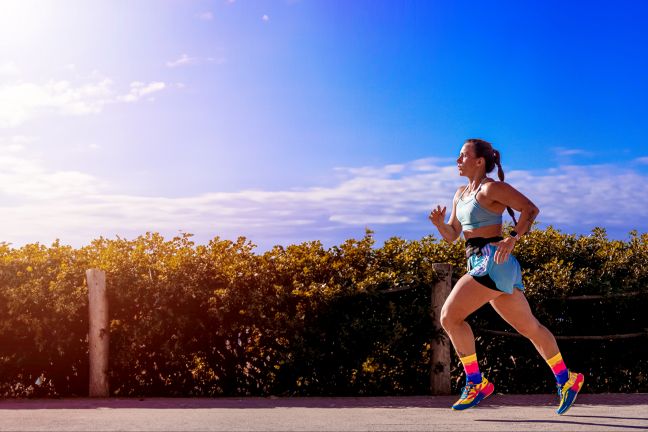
460 383 479 399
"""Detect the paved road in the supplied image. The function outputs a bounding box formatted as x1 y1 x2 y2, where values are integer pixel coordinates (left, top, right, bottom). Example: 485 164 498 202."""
0 394 646 431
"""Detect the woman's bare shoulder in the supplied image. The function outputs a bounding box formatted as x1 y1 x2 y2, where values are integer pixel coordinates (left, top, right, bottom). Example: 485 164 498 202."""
483 180 514 191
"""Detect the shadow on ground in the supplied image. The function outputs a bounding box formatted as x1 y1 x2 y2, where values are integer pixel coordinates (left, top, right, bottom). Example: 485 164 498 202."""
477 415 648 431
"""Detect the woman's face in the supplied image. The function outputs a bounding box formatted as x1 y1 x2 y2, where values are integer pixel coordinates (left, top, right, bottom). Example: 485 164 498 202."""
456 143 483 177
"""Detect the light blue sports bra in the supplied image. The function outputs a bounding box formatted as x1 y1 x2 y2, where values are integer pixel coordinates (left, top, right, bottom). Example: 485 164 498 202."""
456 180 502 230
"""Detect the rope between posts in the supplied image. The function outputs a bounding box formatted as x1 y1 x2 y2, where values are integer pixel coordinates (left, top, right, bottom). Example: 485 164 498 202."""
550 291 647 301
479 328 648 340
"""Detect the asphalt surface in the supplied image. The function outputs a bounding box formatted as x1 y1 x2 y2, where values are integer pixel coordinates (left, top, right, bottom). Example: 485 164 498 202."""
0 394 646 431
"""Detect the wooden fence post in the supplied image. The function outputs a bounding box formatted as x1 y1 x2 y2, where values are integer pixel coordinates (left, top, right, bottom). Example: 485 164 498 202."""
430 263 452 395
87 269 109 397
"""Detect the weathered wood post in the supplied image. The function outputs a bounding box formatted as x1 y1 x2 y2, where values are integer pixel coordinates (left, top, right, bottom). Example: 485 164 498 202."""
87 269 109 397
430 263 452 395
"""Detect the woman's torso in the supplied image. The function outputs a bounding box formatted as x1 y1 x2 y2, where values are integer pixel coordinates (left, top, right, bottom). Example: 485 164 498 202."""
457 179 507 240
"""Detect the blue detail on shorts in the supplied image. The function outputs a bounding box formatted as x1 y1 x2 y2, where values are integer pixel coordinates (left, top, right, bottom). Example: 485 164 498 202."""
467 243 525 294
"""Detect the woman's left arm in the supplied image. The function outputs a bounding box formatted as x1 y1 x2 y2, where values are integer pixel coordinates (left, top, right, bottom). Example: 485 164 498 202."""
485 182 540 263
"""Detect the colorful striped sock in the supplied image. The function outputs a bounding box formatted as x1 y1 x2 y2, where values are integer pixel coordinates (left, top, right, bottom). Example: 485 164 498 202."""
460 353 483 385
547 352 569 385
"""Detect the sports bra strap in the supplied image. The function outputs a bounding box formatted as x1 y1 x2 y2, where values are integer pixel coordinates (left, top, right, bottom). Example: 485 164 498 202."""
460 184 470 200
461 178 487 200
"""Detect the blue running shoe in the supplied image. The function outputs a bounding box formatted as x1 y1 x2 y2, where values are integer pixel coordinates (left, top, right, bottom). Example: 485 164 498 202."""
556 371 585 415
451 376 495 411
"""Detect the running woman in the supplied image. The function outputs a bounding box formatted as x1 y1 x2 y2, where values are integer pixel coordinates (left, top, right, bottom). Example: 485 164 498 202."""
429 138 584 415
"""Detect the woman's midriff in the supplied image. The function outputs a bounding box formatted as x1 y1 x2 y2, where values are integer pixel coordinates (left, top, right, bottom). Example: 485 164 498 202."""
463 224 503 240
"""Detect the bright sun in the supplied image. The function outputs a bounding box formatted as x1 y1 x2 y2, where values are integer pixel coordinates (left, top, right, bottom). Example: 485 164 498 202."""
0 0 56 44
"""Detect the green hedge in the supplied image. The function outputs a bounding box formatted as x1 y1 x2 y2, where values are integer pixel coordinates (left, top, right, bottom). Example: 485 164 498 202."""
0 227 645 397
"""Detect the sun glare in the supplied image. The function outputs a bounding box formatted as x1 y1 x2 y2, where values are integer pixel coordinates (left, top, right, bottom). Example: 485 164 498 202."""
0 0 57 45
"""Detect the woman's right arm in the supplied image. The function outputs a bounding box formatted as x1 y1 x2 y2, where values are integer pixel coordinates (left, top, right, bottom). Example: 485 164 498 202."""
429 187 463 243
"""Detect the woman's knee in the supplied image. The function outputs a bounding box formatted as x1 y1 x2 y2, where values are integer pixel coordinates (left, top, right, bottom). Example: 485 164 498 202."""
440 303 464 331
516 319 544 339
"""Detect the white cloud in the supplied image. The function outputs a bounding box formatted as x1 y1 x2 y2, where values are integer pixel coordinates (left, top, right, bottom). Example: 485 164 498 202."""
0 135 36 152
166 54 224 68
197 11 213 21
553 147 593 157
166 54 195 68
0 155 646 248
330 214 410 224
0 79 111 127
336 163 405 178
0 153 102 200
262 14 270 22
118 81 166 103
0 61 20 76
0 75 167 128
635 157 648 164
504 165 644 228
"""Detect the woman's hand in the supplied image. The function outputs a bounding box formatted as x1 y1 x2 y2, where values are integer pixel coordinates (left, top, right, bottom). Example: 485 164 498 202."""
491 237 517 264
429 205 446 227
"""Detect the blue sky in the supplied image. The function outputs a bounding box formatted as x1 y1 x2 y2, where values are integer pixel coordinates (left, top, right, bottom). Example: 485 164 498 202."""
0 0 646 249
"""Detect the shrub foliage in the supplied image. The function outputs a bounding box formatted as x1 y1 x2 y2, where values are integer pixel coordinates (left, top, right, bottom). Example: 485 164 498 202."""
0 227 645 397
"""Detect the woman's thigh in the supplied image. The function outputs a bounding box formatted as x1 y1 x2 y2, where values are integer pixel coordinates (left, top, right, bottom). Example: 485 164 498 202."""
442 274 505 323
488 287 539 334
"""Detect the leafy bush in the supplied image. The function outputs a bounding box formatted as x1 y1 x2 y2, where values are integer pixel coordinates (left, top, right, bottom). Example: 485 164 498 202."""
0 226 645 396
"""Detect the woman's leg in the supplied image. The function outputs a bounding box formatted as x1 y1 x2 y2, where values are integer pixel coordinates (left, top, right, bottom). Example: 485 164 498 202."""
442 274 503 409
488 287 559 359
440 274 505 357
489 287 585 414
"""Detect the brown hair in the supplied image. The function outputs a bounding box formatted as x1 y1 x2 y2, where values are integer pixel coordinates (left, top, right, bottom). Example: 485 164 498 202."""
465 138 518 226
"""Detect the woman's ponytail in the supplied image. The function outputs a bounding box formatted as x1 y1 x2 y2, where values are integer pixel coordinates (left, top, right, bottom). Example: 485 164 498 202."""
493 148 518 226
493 149 505 181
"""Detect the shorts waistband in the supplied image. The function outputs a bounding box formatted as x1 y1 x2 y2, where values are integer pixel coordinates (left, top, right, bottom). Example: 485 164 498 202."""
465 236 503 258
